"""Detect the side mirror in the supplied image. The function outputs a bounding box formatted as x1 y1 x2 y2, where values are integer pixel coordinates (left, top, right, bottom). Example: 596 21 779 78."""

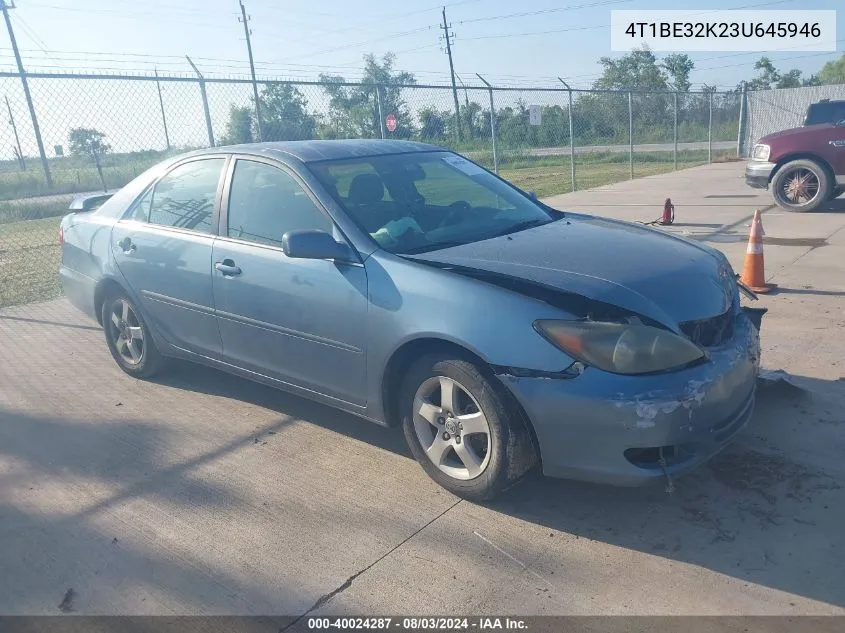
282 229 356 263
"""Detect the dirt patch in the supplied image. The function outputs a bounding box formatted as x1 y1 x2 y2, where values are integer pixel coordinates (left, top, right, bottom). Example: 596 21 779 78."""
708 448 840 506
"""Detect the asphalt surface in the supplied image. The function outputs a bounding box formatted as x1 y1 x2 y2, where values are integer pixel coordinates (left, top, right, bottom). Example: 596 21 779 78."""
1 161 844 618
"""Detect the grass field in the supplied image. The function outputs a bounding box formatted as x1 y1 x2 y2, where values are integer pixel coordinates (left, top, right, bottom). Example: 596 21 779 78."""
0 216 63 308
0 149 736 309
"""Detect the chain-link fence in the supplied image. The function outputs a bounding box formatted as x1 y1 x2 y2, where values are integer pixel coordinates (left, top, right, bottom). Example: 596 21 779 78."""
0 70 741 308
740 83 845 156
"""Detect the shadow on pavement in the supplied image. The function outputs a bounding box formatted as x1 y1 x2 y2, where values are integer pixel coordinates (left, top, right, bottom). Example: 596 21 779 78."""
487 372 845 608
146 361 845 609
0 313 102 331
155 360 412 459
771 287 845 297
0 408 302 615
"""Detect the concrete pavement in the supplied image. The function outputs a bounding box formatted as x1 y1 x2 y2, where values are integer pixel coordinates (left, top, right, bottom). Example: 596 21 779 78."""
1 161 844 618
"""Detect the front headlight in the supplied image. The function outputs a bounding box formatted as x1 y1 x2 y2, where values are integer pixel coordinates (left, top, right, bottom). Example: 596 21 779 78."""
534 320 705 375
752 144 770 161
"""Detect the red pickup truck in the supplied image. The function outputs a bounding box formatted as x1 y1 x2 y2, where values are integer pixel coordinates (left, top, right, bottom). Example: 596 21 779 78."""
745 100 845 212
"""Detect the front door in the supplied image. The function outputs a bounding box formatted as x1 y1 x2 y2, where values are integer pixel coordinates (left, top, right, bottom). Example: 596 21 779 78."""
111 156 227 359
211 158 368 406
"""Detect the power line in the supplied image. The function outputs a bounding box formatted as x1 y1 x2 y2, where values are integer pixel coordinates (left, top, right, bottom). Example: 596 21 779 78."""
457 0 632 25
24 2 235 30
272 25 438 62
457 0 801 42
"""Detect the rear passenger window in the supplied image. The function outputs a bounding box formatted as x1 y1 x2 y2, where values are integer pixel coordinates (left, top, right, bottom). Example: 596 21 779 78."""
226 160 332 247
147 158 225 234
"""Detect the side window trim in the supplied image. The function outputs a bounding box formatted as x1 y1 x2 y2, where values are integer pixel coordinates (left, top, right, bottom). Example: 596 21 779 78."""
118 155 231 236
219 155 345 251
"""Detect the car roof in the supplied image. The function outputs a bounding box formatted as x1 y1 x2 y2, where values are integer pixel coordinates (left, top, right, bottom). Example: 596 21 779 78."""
189 139 444 163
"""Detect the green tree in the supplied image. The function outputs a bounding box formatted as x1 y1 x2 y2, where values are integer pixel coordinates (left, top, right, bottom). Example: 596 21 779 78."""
747 57 781 90
742 57 823 90
594 48 668 91
221 84 316 144
221 105 254 145
319 53 416 139
259 83 317 141
418 106 448 141
818 54 845 84
660 53 695 92
68 127 110 191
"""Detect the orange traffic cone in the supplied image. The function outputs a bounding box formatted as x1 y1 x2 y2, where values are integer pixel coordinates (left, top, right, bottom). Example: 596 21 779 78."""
740 209 776 293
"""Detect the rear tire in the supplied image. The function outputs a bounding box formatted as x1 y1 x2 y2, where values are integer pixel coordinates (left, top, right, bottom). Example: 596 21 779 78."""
771 159 832 212
101 290 167 379
400 354 538 501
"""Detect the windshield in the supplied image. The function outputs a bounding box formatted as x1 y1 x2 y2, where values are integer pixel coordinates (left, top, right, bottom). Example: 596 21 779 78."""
308 151 555 254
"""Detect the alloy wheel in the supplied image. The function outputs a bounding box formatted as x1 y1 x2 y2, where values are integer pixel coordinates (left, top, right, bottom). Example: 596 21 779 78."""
781 167 820 205
107 299 145 366
412 376 492 481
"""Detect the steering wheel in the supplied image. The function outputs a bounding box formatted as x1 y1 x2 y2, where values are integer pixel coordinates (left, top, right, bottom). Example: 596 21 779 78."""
441 200 472 227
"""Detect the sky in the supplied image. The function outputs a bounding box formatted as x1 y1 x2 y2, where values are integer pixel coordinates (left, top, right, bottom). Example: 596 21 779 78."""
1 0 842 90
0 0 841 158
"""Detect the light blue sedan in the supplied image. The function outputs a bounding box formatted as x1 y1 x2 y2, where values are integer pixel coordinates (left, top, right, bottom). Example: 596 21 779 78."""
60 140 762 500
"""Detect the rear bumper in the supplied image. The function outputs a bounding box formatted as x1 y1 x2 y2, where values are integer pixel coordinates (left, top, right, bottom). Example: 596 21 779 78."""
745 161 776 189
59 265 98 321
498 311 761 486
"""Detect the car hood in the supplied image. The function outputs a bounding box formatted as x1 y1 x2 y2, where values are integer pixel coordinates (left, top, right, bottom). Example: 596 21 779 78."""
407 215 735 329
758 122 833 143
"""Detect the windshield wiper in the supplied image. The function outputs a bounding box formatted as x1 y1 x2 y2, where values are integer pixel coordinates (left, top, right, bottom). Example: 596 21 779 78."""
488 218 550 239
401 239 475 254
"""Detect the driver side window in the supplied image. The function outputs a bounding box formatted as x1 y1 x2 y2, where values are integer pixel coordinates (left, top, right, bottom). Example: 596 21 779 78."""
227 160 332 247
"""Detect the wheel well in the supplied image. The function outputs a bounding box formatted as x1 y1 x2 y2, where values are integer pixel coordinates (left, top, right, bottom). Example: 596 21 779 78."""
381 337 541 461
93 278 125 326
770 153 835 184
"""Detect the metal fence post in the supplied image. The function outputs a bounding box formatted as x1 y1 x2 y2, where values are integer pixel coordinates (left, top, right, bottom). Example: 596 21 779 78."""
558 78 576 192
736 81 747 157
673 92 678 170
476 74 498 173
1 2 51 186
375 84 386 139
154 68 171 151
186 56 214 147
708 90 713 163
628 91 634 180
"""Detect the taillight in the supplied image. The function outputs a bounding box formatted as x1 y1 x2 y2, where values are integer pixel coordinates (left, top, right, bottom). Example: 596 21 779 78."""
58 226 64 246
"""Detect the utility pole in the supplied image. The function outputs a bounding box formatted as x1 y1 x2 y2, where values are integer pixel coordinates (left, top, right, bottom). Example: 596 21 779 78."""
1 0 51 185
5 94 24 170
239 0 263 141
154 68 171 152
441 6 462 141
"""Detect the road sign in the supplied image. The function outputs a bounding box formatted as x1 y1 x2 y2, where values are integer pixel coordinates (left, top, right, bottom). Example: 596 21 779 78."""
386 113 397 133
529 105 541 126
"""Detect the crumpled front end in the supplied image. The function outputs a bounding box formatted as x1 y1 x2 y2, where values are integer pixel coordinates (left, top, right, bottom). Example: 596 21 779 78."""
498 308 761 486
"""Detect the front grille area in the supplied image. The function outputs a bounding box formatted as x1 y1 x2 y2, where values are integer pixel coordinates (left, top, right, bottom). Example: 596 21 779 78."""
680 310 734 347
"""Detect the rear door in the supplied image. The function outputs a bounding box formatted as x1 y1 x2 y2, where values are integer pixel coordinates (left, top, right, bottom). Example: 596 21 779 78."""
111 156 228 359
211 157 368 405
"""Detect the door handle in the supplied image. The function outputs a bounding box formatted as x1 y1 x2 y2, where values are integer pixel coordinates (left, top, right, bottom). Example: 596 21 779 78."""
116 237 136 254
215 259 242 276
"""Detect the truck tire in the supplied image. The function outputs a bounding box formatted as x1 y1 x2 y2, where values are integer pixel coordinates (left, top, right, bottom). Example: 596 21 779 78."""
771 159 832 213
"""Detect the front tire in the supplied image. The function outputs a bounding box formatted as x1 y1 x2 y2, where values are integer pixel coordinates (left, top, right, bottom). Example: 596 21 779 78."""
400 355 537 501
771 159 832 212
102 291 166 379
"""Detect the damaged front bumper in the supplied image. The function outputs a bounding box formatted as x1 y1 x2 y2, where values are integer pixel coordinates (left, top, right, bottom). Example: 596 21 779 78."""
497 310 761 486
